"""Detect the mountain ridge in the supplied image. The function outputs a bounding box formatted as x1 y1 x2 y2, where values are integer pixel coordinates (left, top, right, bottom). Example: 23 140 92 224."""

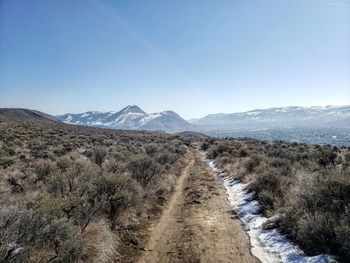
57 105 195 132
190 105 350 130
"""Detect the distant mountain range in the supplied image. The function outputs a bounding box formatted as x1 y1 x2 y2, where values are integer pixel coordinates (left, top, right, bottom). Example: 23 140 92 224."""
1 105 348 146
2 105 349 134
190 105 350 130
57 105 194 132
57 105 350 132
0 108 60 123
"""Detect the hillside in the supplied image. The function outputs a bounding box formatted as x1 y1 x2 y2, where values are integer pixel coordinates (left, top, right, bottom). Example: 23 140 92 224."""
191 105 350 130
176 131 210 139
203 138 350 262
0 117 190 262
57 105 195 132
1 116 349 262
0 117 258 263
0 108 60 123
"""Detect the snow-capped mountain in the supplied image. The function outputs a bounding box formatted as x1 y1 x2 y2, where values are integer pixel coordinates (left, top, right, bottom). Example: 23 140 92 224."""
190 105 350 130
57 105 195 132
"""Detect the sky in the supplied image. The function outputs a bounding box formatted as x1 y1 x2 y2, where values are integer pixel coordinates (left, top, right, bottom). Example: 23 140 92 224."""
0 0 349 119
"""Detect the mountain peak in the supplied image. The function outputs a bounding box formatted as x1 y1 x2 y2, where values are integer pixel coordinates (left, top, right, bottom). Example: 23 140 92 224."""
120 105 146 114
161 110 178 116
57 106 195 132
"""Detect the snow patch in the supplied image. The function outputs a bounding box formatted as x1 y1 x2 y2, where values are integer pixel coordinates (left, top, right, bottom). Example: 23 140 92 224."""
107 111 116 116
90 121 103 125
66 115 73 122
140 113 161 124
246 111 261 116
117 112 144 125
276 107 289 113
205 159 337 263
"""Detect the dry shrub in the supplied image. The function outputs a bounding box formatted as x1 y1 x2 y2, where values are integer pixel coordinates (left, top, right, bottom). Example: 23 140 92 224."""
157 150 177 166
127 156 160 187
34 160 56 183
93 173 143 229
245 155 261 173
143 143 158 157
206 143 230 159
0 206 88 263
0 156 15 168
200 141 210 151
280 170 350 261
238 147 248 157
314 146 337 168
84 220 119 263
93 146 108 167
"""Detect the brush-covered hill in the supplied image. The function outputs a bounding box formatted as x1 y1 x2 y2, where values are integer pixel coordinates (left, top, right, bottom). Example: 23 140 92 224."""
0 115 189 262
0 108 60 123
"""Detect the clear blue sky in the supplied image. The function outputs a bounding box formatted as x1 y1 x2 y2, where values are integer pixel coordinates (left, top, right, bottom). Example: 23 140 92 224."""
1 0 349 119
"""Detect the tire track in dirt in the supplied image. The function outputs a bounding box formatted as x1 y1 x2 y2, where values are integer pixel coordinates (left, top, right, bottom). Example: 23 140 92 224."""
137 151 258 263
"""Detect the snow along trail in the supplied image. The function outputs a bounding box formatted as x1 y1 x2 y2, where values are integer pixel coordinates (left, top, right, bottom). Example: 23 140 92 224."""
206 159 337 263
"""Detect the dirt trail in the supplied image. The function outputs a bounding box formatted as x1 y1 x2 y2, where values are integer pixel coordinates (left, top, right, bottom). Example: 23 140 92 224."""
137 151 258 263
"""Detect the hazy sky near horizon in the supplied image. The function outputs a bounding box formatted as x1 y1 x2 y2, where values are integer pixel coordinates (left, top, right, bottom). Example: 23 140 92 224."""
1 0 349 119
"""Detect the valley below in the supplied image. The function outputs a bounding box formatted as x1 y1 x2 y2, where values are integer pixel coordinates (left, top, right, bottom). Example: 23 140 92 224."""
55 105 350 147
206 127 350 147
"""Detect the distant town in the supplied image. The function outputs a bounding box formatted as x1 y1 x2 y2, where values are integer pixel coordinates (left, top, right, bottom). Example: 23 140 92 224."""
207 127 350 147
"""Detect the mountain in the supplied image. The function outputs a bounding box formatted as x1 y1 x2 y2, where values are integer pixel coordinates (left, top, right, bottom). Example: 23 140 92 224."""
190 105 350 130
57 105 195 132
0 108 60 123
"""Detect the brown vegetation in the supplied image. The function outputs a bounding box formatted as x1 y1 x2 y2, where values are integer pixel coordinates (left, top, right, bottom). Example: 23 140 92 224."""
2 116 349 262
204 138 350 262
0 119 188 262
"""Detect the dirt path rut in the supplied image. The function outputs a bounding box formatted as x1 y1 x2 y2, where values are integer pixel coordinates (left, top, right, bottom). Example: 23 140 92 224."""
137 151 258 263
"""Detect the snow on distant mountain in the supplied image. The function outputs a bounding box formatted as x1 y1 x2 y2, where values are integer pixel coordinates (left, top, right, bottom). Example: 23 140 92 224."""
57 105 195 132
57 105 350 133
190 105 350 130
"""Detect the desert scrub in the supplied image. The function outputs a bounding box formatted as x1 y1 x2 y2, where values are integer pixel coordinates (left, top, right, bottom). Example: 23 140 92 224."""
314 146 337 167
0 119 188 262
205 137 350 261
93 146 108 167
0 156 15 168
245 154 262 173
93 173 142 229
127 155 160 187
279 170 350 261
0 206 88 263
